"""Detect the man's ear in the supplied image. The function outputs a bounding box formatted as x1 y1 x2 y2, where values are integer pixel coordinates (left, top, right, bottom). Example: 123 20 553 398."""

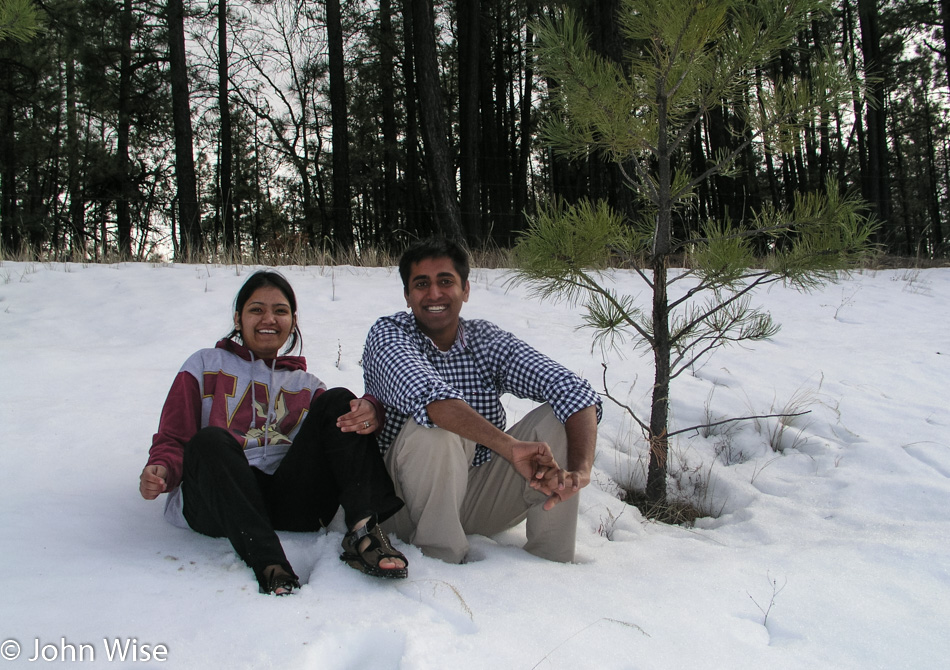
462 281 471 302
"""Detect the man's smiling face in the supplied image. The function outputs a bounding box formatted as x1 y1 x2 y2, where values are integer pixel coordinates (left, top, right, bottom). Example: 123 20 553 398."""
404 256 470 351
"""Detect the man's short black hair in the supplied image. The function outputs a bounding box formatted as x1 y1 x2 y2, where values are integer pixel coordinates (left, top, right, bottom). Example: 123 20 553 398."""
398 238 471 290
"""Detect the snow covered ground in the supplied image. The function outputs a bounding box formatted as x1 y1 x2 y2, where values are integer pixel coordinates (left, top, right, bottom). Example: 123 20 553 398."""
0 260 947 669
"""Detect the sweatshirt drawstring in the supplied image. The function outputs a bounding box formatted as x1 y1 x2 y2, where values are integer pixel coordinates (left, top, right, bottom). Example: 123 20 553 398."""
263 358 277 446
248 350 278 447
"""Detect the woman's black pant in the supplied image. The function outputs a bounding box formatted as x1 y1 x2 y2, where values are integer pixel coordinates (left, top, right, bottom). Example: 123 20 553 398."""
181 387 403 587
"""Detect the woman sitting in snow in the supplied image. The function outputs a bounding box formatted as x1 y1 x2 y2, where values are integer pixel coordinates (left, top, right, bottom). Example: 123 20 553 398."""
139 269 408 595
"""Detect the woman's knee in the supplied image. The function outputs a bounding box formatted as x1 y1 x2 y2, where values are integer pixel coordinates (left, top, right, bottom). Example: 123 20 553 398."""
310 387 356 414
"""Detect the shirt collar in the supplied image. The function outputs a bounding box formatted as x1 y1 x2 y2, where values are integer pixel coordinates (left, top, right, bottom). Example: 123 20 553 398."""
412 315 467 355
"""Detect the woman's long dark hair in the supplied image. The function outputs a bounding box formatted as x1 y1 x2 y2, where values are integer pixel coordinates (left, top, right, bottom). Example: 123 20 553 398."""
226 270 303 355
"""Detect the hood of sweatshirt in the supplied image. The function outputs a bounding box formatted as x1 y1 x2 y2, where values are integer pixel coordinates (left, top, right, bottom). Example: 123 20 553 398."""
215 338 308 372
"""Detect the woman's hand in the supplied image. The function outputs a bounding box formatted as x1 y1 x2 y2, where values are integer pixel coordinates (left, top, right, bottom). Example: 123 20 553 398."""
337 398 379 435
139 464 168 500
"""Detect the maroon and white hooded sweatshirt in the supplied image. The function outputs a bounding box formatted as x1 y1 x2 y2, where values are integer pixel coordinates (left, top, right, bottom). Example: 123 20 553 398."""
146 338 381 527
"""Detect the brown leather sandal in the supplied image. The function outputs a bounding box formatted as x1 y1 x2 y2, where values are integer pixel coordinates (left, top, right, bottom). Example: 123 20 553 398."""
340 514 408 579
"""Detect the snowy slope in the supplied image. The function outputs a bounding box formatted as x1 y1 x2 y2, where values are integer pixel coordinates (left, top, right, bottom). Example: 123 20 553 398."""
0 261 947 669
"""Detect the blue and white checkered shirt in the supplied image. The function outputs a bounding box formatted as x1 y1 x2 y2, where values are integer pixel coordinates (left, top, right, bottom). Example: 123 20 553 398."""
362 311 602 466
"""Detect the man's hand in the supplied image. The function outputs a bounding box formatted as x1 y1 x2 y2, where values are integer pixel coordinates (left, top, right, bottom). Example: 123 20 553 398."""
539 405 597 509
508 441 562 493
425 399 590 502
541 468 591 510
139 464 168 500
337 397 379 435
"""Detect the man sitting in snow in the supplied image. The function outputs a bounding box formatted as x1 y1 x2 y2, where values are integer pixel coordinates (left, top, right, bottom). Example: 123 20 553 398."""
361 237 601 563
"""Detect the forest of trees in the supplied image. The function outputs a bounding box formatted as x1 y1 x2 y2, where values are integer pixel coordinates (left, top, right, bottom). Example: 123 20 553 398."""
0 0 948 262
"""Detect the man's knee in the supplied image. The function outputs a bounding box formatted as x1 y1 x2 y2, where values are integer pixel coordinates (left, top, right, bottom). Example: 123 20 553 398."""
388 422 470 474
512 405 568 460
545 425 569 463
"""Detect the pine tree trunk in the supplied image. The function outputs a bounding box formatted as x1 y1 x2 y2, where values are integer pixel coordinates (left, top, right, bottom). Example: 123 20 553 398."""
924 100 944 254
400 0 423 238
458 0 481 244
66 56 85 255
218 0 235 253
647 253 671 504
491 5 514 244
647 74 673 505
857 0 891 228
942 0 950 93
0 58 19 252
477 7 498 239
167 0 200 258
410 0 462 241
515 3 535 234
379 0 399 248
327 0 352 250
116 0 134 258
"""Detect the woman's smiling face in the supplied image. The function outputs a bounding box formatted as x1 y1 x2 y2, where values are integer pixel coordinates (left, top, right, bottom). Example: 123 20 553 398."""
234 286 295 359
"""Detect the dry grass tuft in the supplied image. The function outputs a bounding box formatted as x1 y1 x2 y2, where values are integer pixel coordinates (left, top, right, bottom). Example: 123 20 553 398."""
621 488 706 526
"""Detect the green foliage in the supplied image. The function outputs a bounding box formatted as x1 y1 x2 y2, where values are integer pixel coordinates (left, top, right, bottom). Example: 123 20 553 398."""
689 178 878 289
512 197 631 303
581 290 650 354
534 0 854 215
690 217 758 286
759 183 879 289
670 294 779 375
0 0 41 42
512 198 655 353
516 0 879 504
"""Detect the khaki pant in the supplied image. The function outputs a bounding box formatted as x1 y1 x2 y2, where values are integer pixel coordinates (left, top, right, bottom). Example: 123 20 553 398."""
382 404 578 563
